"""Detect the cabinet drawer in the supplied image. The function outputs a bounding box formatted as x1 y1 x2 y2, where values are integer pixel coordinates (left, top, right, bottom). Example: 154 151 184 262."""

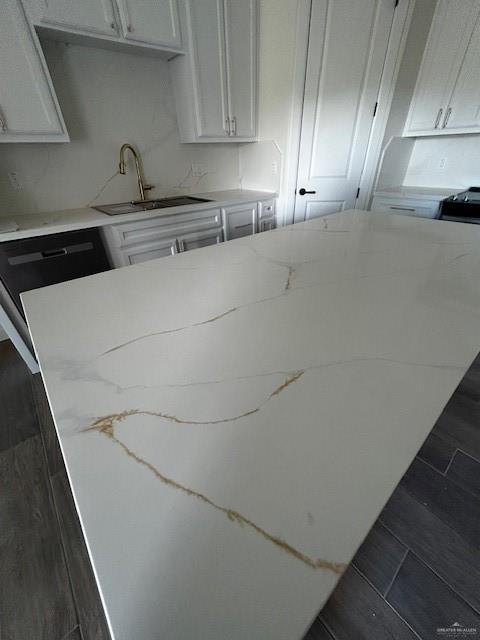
178 228 224 252
107 208 222 248
124 239 178 266
371 196 440 219
223 203 257 240
258 199 276 219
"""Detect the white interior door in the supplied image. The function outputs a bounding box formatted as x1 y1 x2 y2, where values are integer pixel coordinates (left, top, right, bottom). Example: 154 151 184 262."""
293 0 396 223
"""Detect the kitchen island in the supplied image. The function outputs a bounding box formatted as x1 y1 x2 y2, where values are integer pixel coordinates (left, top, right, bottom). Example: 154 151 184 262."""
22 211 480 640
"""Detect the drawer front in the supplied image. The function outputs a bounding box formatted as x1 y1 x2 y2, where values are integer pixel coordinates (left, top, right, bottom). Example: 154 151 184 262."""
258 199 276 219
223 203 257 240
371 197 440 219
124 239 178 266
178 228 224 252
108 207 223 248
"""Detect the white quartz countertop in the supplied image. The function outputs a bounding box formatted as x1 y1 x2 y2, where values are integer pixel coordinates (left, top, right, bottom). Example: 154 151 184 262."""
23 211 480 640
0 189 275 243
374 185 459 200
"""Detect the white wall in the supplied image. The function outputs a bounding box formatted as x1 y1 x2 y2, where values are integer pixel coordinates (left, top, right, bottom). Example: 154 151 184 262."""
0 40 241 217
240 0 299 221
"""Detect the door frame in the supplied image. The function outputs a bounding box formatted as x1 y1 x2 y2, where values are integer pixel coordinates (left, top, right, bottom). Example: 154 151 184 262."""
281 0 416 225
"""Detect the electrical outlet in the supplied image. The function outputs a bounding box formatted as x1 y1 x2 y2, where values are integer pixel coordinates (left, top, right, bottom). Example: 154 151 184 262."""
8 171 23 191
191 163 205 177
438 157 447 170
271 161 279 176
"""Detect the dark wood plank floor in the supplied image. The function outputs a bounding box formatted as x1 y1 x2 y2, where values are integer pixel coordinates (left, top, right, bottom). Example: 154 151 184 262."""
1 338 480 640
0 340 109 640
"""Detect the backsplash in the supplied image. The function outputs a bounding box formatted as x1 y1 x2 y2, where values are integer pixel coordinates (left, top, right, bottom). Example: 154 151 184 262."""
0 40 241 217
404 135 480 190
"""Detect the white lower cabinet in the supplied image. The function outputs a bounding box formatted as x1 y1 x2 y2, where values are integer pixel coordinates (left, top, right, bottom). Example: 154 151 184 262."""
259 218 275 233
223 203 257 240
0 0 68 142
102 198 275 267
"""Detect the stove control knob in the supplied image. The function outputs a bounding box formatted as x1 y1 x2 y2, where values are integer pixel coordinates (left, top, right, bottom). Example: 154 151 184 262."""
452 195 458 201
463 195 469 202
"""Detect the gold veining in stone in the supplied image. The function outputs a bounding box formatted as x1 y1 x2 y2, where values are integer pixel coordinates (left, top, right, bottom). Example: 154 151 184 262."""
285 267 295 291
87 371 305 429
101 307 238 356
88 415 346 575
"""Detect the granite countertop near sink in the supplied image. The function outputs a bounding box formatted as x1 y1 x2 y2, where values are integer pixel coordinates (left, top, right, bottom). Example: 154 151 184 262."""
0 189 276 242
22 211 480 640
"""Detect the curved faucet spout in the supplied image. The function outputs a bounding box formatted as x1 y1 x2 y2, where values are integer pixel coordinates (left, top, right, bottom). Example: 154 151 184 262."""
118 143 154 202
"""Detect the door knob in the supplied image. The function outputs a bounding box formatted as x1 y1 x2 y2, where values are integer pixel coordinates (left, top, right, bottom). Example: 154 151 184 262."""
298 188 316 196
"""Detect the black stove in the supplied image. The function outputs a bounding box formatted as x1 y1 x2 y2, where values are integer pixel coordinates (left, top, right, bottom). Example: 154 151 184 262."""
440 187 480 223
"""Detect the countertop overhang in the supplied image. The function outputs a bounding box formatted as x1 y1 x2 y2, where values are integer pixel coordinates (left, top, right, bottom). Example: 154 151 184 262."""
0 189 276 243
22 211 480 640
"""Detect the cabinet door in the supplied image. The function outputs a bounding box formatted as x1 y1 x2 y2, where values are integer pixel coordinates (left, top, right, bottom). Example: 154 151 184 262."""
258 218 276 233
224 0 257 138
223 203 257 240
0 0 67 142
444 13 480 133
116 0 182 50
36 0 118 36
404 0 478 135
186 0 229 138
177 228 223 251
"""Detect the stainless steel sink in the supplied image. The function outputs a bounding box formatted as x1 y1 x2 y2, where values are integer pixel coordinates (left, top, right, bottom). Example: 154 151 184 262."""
93 196 212 216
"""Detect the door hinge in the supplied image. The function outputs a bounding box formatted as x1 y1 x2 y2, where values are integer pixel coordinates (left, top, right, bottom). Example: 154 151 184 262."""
356 187 360 199
373 102 378 118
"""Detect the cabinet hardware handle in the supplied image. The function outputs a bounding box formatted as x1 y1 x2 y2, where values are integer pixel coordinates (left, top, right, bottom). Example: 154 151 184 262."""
298 188 316 196
442 107 452 128
434 108 443 129
234 223 252 230
0 108 7 132
41 248 68 258
389 206 415 212
231 116 237 136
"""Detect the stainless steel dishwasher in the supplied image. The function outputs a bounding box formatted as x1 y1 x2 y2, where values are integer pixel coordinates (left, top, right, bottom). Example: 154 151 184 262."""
0 228 111 319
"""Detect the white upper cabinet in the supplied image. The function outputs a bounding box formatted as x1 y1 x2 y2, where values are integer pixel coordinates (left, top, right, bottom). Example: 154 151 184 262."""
27 0 183 53
34 0 119 36
115 0 182 49
444 13 480 132
170 0 258 142
224 0 257 139
184 0 230 138
0 0 67 142
404 0 480 136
